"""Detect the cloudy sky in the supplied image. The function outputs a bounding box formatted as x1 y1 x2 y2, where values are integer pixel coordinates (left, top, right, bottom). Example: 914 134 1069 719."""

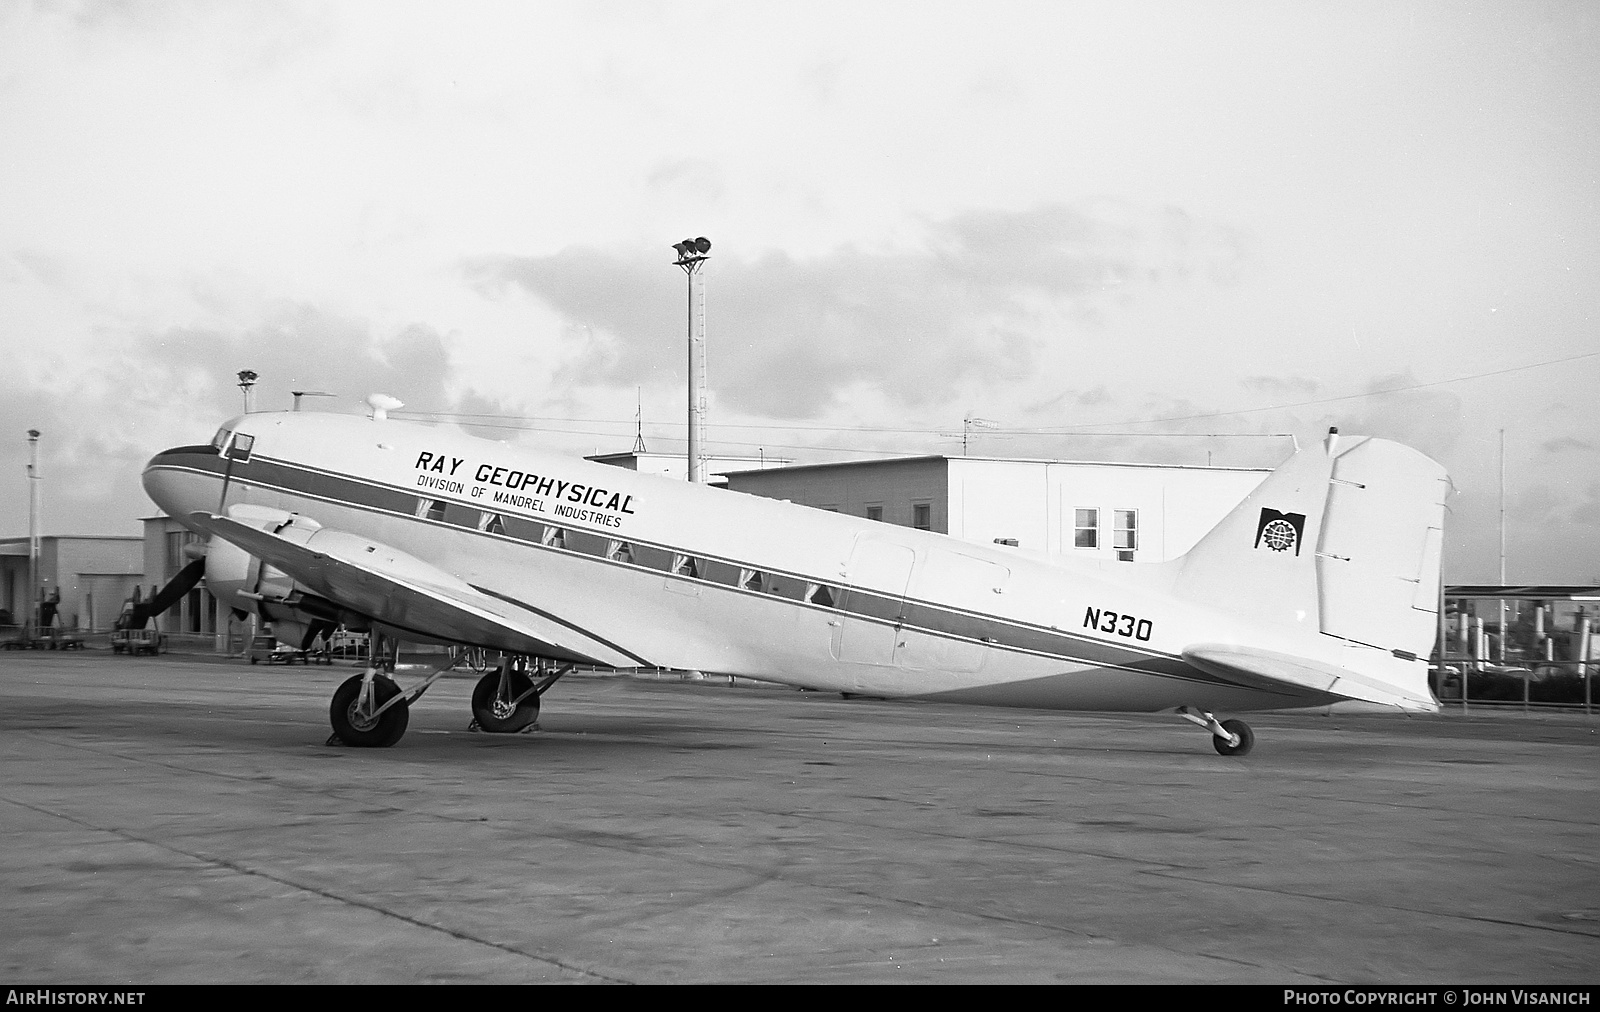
1 0 1596 582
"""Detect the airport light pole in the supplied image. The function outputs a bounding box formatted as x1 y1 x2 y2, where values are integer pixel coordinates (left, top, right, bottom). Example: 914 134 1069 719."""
26 429 40 639
672 237 711 482
237 370 258 413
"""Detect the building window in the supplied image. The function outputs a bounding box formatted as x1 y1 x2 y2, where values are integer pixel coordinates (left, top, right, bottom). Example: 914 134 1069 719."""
866 505 883 522
912 503 932 530
1113 510 1138 552
1074 508 1099 549
165 531 197 575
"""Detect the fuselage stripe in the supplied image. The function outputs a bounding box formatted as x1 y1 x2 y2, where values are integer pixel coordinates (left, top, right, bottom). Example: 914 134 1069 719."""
146 451 1234 689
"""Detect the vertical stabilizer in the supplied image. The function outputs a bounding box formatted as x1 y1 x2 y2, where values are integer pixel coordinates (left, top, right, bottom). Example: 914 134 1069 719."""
1172 434 1334 634
1174 432 1448 657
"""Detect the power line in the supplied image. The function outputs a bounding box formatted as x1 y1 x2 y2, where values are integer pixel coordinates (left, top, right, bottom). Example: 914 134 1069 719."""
393 348 1599 442
1033 349 1600 431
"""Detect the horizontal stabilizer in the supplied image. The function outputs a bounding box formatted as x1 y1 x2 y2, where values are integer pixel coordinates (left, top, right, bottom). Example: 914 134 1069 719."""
188 511 644 667
1183 643 1438 713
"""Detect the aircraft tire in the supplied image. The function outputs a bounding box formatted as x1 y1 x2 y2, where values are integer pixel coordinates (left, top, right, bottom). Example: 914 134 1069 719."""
330 674 410 747
1212 718 1254 756
471 667 540 733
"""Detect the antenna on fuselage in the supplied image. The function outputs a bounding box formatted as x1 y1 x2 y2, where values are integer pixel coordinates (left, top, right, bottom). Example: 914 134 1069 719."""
366 393 404 421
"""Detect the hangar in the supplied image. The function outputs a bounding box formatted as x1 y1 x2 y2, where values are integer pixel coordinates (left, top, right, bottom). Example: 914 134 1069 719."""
0 535 143 632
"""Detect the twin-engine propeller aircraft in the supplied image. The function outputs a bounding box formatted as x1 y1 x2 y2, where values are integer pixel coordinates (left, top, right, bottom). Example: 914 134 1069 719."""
140 406 1448 755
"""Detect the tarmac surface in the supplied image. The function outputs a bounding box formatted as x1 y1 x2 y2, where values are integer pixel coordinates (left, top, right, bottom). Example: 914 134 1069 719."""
2 650 1597 985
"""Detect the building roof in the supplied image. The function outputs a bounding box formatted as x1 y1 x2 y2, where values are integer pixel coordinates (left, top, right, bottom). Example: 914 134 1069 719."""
1446 585 1600 601
720 454 1270 478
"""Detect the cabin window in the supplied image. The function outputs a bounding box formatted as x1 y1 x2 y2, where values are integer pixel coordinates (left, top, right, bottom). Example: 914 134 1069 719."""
765 576 807 600
417 498 447 522
866 505 884 522
700 560 742 586
672 554 700 579
1074 508 1099 549
502 516 543 543
805 583 836 608
479 513 506 535
631 545 674 572
912 502 932 530
1113 510 1138 554
608 541 635 564
541 525 567 549
566 530 608 556
739 569 764 592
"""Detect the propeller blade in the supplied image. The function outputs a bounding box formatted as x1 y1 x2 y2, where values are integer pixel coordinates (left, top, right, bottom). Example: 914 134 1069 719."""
145 557 206 618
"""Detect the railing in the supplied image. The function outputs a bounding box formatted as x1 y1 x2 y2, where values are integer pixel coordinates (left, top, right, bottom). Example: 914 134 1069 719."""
1433 657 1597 714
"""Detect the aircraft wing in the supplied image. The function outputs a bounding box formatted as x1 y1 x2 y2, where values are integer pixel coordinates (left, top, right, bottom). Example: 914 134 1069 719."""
188 511 646 667
1182 644 1439 713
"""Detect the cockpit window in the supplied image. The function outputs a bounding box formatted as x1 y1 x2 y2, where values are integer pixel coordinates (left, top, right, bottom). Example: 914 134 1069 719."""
226 433 255 462
211 428 232 450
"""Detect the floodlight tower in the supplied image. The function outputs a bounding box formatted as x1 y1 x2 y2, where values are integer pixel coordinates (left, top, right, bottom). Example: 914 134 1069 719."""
237 370 258 413
25 429 40 639
672 237 711 482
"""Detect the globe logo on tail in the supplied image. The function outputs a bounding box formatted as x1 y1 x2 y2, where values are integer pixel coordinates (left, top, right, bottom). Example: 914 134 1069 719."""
1254 509 1306 555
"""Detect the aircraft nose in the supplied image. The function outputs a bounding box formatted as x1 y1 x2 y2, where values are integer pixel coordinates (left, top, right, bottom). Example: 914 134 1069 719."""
142 441 223 518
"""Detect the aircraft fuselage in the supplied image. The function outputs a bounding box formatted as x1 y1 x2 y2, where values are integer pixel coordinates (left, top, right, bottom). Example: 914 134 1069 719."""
142 411 1372 714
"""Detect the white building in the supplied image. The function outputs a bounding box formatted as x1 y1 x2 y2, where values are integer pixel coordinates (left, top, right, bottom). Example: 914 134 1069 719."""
0 535 144 631
721 455 1270 562
588 450 791 484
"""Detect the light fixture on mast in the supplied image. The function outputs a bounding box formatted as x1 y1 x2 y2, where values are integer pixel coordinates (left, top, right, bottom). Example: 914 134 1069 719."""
237 370 258 413
671 237 711 482
25 429 41 639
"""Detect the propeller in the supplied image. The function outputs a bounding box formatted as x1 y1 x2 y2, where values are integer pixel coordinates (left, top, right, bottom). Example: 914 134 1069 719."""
120 556 205 630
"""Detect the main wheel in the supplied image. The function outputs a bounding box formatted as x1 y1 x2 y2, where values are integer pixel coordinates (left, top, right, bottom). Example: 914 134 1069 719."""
1212 718 1254 756
471 665 540 733
330 674 410 747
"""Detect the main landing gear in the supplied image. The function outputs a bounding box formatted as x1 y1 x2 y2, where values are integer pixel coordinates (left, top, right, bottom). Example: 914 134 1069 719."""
1176 706 1255 756
469 656 572 734
325 638 575 747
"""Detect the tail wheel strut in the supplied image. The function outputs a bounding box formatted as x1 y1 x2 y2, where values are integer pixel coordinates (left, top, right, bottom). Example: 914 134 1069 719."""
1177 706 1255 757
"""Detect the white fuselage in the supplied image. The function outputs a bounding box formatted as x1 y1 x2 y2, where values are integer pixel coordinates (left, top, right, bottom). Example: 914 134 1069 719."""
142 411 1339 712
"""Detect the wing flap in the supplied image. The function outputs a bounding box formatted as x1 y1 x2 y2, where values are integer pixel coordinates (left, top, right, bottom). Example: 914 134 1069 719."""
1183 643 1438 713
189 512 644 667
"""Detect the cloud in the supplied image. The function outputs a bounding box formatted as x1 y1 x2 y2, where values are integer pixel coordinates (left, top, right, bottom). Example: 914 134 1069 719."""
1240 375 1321 397
0 301 503 535
1542 436 1594 454
469 201 1246 417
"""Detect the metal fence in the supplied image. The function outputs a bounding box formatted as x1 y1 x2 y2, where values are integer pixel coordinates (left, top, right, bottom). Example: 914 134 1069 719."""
1434 657 1598 714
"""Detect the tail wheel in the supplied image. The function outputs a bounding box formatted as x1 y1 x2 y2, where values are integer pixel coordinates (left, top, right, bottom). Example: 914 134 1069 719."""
471 665 540 733
1212 718 1254 756
330 674 409 747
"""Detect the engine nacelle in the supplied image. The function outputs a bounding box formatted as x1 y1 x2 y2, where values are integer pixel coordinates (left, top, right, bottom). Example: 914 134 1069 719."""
202 506 339 649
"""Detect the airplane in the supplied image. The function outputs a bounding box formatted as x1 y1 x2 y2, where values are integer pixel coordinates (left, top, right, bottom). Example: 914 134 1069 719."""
139 402 1449 755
